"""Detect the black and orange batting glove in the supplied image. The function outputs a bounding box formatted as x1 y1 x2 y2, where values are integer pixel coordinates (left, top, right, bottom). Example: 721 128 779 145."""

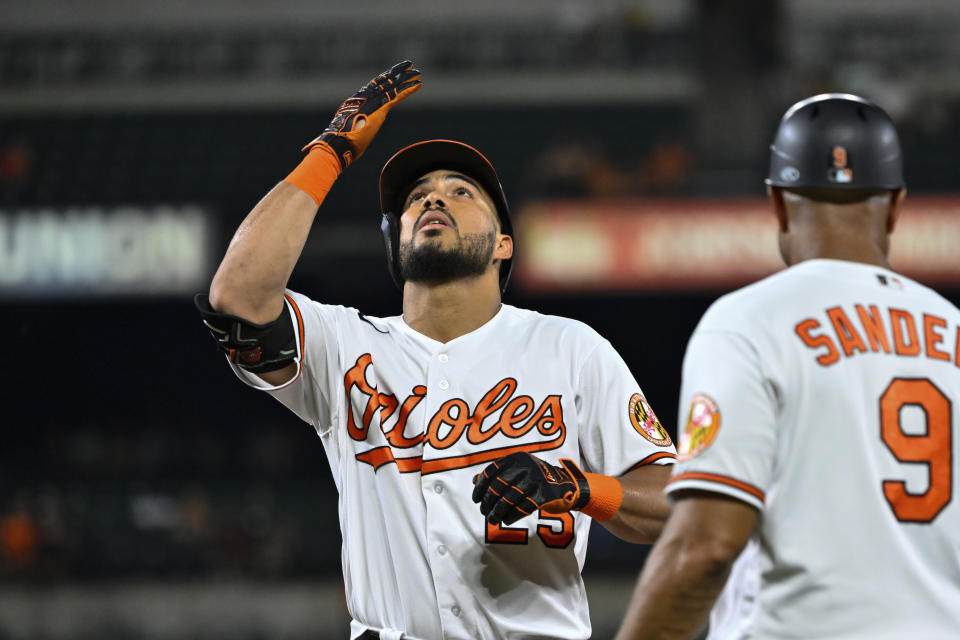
305 60 422 170
472 452 623 526
285 60 421 204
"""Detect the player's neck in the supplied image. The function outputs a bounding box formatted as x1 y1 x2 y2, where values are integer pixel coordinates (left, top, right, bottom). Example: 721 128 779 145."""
402 277 503 343
788 236 890 269
784 204 892 269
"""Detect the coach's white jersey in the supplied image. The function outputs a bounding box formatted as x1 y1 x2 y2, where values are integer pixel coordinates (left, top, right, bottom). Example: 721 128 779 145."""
230 295 676 640
669 259 960 640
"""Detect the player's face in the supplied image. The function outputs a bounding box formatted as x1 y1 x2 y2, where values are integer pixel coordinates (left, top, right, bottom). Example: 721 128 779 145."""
399 170 500 243
396 170 512 284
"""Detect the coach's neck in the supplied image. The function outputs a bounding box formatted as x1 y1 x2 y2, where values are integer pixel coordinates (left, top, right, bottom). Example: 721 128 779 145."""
402 272 503 343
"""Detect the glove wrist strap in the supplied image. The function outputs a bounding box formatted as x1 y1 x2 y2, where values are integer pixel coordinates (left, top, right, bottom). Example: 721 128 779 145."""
284 146 342 206
581 473 623 522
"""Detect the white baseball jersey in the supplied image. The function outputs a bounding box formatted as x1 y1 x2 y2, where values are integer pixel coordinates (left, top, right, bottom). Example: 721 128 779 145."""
228 293 676 640
669 259 960 639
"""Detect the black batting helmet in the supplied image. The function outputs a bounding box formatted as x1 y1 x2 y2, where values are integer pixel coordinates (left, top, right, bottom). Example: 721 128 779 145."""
378 139 514 292
766 93 905 192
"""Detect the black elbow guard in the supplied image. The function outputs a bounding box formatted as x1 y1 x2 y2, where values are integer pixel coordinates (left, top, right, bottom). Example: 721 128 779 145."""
194 294 298 373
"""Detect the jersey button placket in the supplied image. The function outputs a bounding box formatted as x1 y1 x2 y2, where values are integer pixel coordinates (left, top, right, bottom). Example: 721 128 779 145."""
422 349 464 634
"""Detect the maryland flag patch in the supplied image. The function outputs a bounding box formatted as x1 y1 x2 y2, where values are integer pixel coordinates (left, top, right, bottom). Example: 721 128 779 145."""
629 393 672 446
679 393 721 461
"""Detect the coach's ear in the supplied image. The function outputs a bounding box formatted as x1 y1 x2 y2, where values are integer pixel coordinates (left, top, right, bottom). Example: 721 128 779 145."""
767 185 788 232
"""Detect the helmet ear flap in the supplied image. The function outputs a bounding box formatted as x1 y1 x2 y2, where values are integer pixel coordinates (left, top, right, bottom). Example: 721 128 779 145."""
381 213 404 290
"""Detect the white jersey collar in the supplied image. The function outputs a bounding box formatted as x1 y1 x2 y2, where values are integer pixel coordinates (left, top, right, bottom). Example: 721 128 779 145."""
396 303 510 348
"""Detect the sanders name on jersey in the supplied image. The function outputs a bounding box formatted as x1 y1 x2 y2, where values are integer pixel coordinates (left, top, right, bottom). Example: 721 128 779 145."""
795 304 959 367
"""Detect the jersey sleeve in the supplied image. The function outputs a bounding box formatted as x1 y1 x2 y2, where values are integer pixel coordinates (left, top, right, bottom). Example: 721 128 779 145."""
227 290 349 436
575 340 677 476
668 328 778 511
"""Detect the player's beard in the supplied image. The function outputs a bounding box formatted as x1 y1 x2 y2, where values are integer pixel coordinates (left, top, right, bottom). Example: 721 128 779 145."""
399 230 496 284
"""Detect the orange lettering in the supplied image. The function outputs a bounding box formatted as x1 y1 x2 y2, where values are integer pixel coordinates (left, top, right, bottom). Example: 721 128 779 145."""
530 396 564 435
384 385 426 447
344 353 378 440
497 396 536 437
956 326 960 368
795 318 840 366
426 399 471 449
855 304 891 353
468 379 518 444
890 309 921 356
378 393 398 423
346 355 569 465
924 314 950 361
827 307 867 357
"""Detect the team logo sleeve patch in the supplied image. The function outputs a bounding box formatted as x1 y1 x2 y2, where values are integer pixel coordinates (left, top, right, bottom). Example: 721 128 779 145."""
629 393 672 446
678 392 721 461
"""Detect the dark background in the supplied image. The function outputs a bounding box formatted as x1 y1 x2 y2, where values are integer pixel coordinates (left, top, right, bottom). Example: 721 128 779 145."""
2 1 959 638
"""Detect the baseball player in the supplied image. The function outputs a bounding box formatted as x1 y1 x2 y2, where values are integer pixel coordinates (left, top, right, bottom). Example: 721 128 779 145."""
615 94 960 640
195 61 677 640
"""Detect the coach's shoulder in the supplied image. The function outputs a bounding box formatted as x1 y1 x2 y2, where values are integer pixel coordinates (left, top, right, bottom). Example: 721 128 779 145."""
697 268 798 334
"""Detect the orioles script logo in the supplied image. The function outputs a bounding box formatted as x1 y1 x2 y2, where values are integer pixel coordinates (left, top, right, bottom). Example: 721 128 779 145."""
344 353 566 475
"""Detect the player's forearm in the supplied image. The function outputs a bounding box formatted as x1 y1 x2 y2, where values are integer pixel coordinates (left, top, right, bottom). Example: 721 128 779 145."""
209 181 320 323
600 465 672 543
614 532 730 640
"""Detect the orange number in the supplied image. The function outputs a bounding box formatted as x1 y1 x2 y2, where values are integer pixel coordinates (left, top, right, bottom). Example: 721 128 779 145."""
485 510 575 547
537 511 575 549
832 146 847 168
485 520 528 545
880 378 953 523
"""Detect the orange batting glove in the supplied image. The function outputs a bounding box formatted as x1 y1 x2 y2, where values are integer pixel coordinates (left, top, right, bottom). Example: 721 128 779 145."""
472 452 624 525
304 60 422 171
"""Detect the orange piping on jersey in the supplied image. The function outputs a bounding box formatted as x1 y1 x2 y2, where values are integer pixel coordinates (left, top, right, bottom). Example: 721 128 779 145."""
923 314 950 361
356 446 423 472
669 471 765 502
284 294 305 356
890 308 921 356
274 293 305 386
794 318 840 366
855 304 891 353
827 306 867 357
627 451 678 472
